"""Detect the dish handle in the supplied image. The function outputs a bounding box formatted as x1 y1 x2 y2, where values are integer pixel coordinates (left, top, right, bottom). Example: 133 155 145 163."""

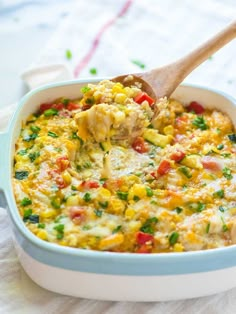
0 131 9 209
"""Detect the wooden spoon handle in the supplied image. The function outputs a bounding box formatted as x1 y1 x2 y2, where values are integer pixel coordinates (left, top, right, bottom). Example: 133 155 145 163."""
172 20 236 82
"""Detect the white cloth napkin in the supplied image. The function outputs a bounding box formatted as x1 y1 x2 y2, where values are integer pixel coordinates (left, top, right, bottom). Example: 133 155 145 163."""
0 0 236 313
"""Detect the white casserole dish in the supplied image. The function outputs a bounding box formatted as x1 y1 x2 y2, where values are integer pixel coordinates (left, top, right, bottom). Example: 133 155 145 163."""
0 78 236 301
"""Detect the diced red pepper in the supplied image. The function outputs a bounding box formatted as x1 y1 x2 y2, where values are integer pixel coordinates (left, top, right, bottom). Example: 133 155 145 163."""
134 92 155 106
132 137 149 153
136 231 154 245
150 171 157 178
170 151 186 162
81 181 100 189
157 160 171 175
69 206 86 224
201 156 221 171
39 103 53 113
67 102 80 111
136 244 152 253
55 176 68 189
56 156 70 172
186 101 205 114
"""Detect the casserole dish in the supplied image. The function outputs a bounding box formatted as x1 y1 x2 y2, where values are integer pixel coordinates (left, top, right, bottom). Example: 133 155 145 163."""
0 78 236 301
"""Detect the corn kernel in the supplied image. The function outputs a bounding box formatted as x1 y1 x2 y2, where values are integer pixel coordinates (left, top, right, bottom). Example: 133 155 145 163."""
163 125 174 136
62 171 72 185
41 209 57 218
128 221 142 232
114 93 127 104
109 198 125 214
125 208 135 220
129 184 147 200
98 187 111 198
99 233 124 250
66 195 81 206
37 229 48 240
173 243 184 252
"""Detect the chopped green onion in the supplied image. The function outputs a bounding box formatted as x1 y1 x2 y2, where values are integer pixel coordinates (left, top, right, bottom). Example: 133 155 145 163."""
131 59 146 69
48 131 59 138
217 144 224 150
44 108 58 116
213 189 224 199
65 49 72 60
145 186 153 197
133 195 140 202
81 86 91 93
51 199 61 209
219 205 228 212
53 224 64 239
94 209 103 217
206 223 210 233
175 207 183 214
117 191 128 201
28 151 40 162
89 68 97 75
178 166 192 178
71 185 77 191
140 217 158 235
23 209 32 219
98 201 108 209
20 197 32 207
222 167 233 180
83 192 91 202
220 217 228 232
23 133 38 142
192 116 208 130
112 225 122 234
30 125 41 133
228 134 236 143
17 149 28 156
15 171 29 180
38 223 45 229
169 232 179 245
189 202 206 212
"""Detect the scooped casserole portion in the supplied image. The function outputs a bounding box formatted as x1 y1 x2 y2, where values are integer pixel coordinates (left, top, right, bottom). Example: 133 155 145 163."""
13 80 236 253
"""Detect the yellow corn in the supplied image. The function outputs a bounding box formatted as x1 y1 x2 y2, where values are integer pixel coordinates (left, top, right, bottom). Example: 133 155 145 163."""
125 207 135 220
112 83 125 94
114 93 127 104
173 243 184 252
163 125 174 136
98 187 111 198
66 195 81 206
62 171 72 185
41 209 57 218
128 221 142 232
109 198 125 214
129 184 147 200
99 233 124 250
37 229 48 240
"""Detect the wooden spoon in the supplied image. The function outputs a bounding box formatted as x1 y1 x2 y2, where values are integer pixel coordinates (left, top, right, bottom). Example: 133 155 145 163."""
113 21 236 102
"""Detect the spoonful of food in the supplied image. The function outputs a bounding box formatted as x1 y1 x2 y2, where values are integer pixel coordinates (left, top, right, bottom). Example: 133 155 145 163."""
113 20 236 103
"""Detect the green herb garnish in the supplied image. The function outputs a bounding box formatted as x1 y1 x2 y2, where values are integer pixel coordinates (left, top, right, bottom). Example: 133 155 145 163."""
133 195 140 202
30 125 41 133
89 68 97 75
112 225 122 234
48 131 59 138
23 133 38 142
228 134 236 143
213 189 224 199
51 199 61 209
117 191 128 201
17 149 28 156
94 209 103 217
131 59 145 69
169 232 179 245
140 217 158 235
189 202 206 212
175 207 183 214
217 144 224 150
206 223 210 233
38 223 45 229
98 201 108 209
28 151 40 162
145 186 153 197
65 49 72 60
81 86 91 93
178 166 192 178
15 171 29 180
20 197 32 207
219 205 227 212
44 108 58 117
220 217 228 232
192 116 208 130
83 192 91 202
54 224 64 239
222 167 233 180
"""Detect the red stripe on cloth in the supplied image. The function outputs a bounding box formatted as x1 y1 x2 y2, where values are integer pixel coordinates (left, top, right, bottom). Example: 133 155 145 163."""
73 0 133 77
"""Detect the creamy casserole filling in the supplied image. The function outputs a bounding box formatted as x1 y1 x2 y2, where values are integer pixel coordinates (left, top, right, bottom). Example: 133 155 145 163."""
13 80 236 253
